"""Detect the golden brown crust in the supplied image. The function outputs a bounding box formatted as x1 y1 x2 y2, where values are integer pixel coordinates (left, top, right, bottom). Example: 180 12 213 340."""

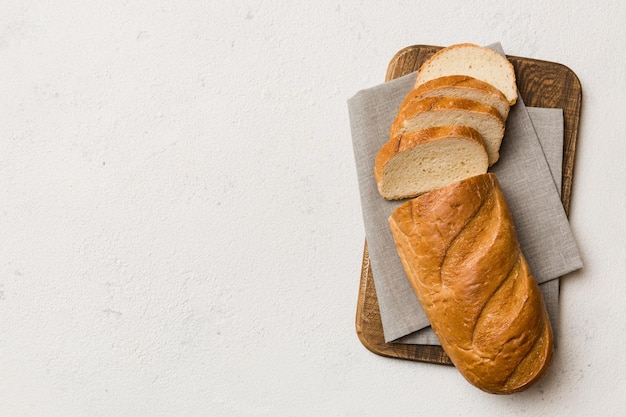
399 75 509 117
396 125 483 153
388 173 554 394
374 135 399 187
390 96 504 140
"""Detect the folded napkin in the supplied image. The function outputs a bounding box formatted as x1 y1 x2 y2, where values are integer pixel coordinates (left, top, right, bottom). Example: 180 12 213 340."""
348 43 583 343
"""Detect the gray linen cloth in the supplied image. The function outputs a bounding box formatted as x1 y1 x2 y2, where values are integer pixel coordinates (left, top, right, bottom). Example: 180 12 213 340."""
348 44 583 343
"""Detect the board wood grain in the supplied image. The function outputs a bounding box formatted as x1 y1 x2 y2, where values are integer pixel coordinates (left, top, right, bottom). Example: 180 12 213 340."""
356 45 582 365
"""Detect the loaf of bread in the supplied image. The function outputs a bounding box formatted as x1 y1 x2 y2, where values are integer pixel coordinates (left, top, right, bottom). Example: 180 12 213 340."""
399 75 510 121
374 126 488 200
388 173 554 394
414 43 518 105
390 96 505 166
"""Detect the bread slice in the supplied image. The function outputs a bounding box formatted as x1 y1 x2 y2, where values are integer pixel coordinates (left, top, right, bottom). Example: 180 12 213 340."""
400 75 510 121
414 43 518 105
391 96 505 166
375 126 488 200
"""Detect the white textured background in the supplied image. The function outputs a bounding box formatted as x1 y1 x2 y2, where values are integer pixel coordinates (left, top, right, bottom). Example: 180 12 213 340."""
1 1 625 415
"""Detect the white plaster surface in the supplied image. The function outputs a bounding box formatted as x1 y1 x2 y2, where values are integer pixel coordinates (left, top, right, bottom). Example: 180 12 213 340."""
1 1 625 415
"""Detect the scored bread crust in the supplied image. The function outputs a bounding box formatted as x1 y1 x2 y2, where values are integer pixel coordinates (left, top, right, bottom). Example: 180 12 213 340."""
399 75 510 121
414 43 518 105
388 173 554 395
390 96 505 166
374 126 488 200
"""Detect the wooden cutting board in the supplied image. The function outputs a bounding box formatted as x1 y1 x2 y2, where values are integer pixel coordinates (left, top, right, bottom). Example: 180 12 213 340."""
355 45 582 365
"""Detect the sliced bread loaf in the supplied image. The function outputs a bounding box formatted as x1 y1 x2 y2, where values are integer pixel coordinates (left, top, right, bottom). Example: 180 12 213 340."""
414 43 518 105
400 75 510 121
375 126 488 200
391 96 505 166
